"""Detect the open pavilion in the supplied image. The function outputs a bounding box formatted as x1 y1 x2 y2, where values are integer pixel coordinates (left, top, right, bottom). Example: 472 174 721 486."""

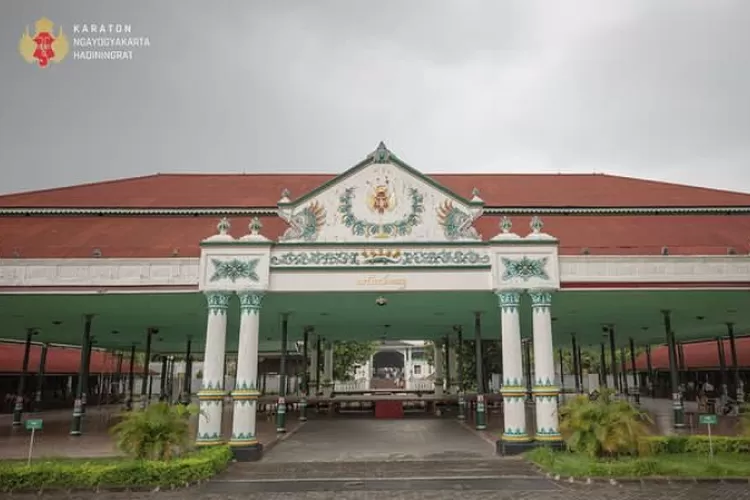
1 142 750 460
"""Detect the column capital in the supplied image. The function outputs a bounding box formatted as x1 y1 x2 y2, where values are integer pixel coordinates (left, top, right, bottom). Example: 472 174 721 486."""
205 291 232 314
495 289 522 311
528 289 553 308
238 291 264 315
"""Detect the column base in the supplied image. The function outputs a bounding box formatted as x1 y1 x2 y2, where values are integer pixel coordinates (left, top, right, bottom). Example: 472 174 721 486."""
496 438 565 456
231 442 264 462
497 438 535 456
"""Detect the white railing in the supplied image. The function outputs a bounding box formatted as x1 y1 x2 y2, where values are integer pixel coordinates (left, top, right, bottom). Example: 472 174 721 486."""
406 378 434 391
334 379 370 392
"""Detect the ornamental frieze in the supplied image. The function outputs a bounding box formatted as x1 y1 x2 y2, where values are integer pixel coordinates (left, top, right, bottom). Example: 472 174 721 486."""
269 248 491 268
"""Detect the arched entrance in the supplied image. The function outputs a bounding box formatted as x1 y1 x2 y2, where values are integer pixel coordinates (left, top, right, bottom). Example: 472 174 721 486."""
372 350 405 389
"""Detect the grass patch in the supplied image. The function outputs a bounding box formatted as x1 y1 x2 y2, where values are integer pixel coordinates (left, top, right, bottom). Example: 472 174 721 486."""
0 446 232 492
527 446 750 478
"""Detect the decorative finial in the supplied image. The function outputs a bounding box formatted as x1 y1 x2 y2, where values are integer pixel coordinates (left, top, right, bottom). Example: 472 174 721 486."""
281 188 290 199
472 187 480 198
217 217 230 235
249 216 263 235
500 216 512 234
372 141 391 163
530 215 543 234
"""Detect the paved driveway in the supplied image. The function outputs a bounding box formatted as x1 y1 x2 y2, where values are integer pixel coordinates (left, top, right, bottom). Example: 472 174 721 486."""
262 418 496 463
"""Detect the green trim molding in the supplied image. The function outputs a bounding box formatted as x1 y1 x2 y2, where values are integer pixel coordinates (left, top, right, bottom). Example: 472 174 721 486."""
269 249 491 268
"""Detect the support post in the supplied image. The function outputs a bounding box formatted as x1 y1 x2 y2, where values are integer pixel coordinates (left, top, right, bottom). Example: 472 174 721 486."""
558 348 565 396
126 344 136 410
182 338 193 404
13 328 35 426
229 292 264 460
444 335 451 394
323 340 333 396
571 334 580 394
646 344 654 397
81 339 93 414
607 325 619 393
299 326 311 422
629 337 638 396
530 290 561 446
599 342 608 388
433 339 444 396
620 346 629 395
71 315 93 435
159 356 168 401
315 336 322 395
662 310 684 428
33 343 48 413
140 328 154 409
276 312 289 433
454 325 466 420
497 290 530 454
196 292 231 446
717 337 729 401
474 312 486 429
727 323 743 404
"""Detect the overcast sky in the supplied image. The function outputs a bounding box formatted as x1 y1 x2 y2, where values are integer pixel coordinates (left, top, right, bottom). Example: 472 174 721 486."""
1 0 749 196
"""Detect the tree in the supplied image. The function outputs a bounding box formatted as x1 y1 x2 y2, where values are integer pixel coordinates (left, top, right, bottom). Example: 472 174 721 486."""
321 341 379 381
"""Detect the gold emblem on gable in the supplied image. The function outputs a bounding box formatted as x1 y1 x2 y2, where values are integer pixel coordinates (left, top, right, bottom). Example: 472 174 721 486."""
367 184 397 215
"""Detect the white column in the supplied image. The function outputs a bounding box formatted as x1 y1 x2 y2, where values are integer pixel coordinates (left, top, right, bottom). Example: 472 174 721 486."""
196 291 231 445
229 292 263 450
498 290 530 444
433 340 444 396
323 341 334 396
309 333 318 392
530 289 561 443
448 343 457 392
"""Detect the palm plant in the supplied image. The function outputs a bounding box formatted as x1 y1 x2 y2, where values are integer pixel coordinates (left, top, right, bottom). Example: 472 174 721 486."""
559 389 652 458
111 402 200 460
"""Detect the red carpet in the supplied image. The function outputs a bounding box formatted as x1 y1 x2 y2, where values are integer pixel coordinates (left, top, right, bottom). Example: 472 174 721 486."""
375 400 404 418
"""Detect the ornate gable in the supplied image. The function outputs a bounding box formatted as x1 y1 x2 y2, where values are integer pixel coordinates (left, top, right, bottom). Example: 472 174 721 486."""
277 143 484 244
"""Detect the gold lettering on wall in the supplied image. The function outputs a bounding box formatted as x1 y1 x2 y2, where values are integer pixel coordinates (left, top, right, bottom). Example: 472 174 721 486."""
356 275 407 290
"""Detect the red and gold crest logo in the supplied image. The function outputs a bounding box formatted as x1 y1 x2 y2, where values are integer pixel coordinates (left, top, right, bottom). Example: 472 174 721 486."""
19 17 69 68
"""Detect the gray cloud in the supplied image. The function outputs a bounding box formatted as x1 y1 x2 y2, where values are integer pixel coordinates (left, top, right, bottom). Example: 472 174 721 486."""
1 0 748 195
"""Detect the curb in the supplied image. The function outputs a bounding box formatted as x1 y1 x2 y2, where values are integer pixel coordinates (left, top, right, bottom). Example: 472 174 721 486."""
258 419 307 455
456 419 500 449
530 463 750 485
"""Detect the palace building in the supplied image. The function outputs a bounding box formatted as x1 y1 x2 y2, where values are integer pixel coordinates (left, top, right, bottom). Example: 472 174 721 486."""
1 142 749 459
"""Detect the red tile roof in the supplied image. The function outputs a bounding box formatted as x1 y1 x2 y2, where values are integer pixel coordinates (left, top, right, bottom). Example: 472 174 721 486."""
635 337 750 370
1 172 749 208
0 343 147 375
0 214 748 258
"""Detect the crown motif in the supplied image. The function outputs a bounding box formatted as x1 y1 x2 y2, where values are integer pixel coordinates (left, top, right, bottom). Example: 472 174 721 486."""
35 17 55 33
362 248 402 260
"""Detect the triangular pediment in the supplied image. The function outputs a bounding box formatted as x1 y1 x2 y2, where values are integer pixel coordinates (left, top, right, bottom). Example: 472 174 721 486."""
277 142 484 243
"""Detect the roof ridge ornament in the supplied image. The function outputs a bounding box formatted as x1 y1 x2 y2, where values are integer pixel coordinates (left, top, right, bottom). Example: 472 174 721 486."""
202 216 236 242
491 215 520 241
279 188 291 204
524 215 557 241
470 187 484 204
371 141 393 164
240 215 271 242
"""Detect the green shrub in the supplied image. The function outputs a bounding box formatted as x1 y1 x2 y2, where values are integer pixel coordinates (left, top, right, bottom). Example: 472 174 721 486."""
0 446 231 493
641 435 750 455
559 389 652 458
111 402 199 460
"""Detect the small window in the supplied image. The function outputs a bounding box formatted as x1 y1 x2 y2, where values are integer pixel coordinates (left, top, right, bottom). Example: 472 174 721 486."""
413 365 422 375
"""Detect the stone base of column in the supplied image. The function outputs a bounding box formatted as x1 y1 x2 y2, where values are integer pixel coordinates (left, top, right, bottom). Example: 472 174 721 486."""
496 438 535 456
231 442 264 462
